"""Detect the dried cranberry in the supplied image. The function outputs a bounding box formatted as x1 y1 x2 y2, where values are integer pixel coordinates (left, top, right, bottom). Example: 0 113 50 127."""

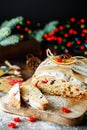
56 58 63 63
29 116 35 122
13 117 21 122
8 78 23 86
41 79 48 84
35 81 39 87
61 107 71 113
8 122 16 128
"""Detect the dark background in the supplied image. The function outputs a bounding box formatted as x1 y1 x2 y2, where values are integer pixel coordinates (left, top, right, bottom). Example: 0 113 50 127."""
0 0 87 23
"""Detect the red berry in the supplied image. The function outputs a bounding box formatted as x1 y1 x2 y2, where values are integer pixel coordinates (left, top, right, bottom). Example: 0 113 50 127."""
56 58 63 63
73 30 77 35
41 80 48 84
81 33 85 37
57 37 63 43
77 40 81 45
43 34 48 38
29 116 35 122
80 18 85 23
83 29 87 33
67 42 71 47
48 32 54 36
13 117 21 122
64 33 68 38
16 25 21 29
59 26 64 30
54 27 59 32
26 20 31 24
80 45 85 50
61 107 71 113
70 17 75 22
69 29 74 34
24 27 29 32
8 122 16 128
8 78 23 86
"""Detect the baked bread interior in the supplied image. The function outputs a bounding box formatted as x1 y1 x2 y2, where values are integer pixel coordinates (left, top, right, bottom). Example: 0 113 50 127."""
30 56 87 99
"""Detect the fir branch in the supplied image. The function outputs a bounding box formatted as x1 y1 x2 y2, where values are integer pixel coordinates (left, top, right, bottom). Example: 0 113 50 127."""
0 16 24 29
0 27 11 41
0 35 20 46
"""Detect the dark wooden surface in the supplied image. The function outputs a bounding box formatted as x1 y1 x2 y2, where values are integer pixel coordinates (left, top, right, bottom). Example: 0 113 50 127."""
0 39 41 62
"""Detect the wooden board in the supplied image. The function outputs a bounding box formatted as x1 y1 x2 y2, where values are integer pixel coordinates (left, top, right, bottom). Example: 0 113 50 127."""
0 94 87 126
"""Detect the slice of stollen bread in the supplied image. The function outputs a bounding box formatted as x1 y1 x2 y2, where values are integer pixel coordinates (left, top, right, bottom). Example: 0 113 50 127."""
20 81 48 110
8 83 21 109
31 76 87 98
30 57 87 99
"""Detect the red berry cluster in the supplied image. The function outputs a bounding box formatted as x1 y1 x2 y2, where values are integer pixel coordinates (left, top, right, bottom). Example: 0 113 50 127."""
14 19 32 41
7 117 21 128
43 17 87 57
7 116 36 128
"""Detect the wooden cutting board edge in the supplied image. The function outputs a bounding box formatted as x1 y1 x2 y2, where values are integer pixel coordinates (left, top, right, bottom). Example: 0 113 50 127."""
0 104 85 126
0 95 87 126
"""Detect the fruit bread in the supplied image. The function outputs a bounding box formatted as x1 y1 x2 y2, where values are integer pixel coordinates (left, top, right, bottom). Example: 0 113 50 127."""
30 56 87 98
20 81 48 110
8 83 21 109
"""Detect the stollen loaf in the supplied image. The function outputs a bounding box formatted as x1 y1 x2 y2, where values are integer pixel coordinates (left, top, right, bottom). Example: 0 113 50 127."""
30 55 87 98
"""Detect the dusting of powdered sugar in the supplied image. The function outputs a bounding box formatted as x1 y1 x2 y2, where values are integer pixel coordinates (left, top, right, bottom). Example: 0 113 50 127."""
0 92 86 130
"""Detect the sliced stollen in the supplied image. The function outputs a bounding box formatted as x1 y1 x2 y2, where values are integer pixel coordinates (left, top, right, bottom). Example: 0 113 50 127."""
31 57 87 99
20 82 48 110
7 83 21 109
31 76 87 98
